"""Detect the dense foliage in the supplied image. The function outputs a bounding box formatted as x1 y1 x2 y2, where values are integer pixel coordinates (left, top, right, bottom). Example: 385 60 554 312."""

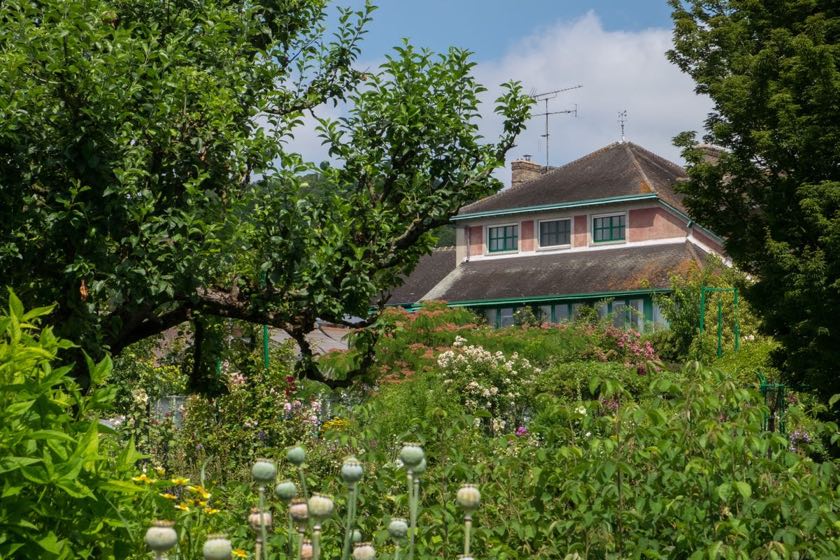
0 292 142 559
0 0 531 386
668 0 840 399
100 305 840 558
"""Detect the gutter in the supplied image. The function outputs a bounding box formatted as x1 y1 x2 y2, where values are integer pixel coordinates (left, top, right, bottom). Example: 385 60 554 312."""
438 288 673 308
453 193 659 221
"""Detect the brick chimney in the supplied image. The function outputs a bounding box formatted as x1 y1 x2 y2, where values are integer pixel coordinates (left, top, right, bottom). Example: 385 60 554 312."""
696 144 725 165
511 155 544 189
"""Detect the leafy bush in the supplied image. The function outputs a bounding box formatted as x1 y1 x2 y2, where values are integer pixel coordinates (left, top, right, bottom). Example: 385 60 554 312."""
654 257 762 363
0 291 141 559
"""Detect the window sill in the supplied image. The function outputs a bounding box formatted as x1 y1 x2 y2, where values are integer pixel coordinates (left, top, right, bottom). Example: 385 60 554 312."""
536 244 571 252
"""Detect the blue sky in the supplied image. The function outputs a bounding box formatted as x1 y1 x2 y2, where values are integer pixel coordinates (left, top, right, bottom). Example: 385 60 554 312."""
291 1 711 182
343 1 675 61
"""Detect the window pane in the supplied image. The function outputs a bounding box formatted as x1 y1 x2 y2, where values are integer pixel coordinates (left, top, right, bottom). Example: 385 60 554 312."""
486 308 497 326
593 215 626 242
499 307 514 327
540 220 571 247
628 299 644 331
653 302 669 330
612 301 626 328
488 225 518 252
556 304 570 322
596 300 609 319
571 303 584 320
539 305 552 323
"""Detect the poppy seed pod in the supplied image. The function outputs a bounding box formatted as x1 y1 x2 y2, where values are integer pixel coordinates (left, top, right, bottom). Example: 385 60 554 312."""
289 498 309 525
341 457 364 484
352 542 376 560
413 457 427 475
399 443 424 468
248 507 273 531
352 529 363 543
307 493 335 520
144 520 178 552
456 484 481 512
251 459 277 484
274 480 297 502
387 518 408 540
286 446 306 466
300 539 314 560
202 534 232 560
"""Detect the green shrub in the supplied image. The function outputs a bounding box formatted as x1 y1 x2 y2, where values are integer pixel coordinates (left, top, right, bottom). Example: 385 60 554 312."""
0 291 141 559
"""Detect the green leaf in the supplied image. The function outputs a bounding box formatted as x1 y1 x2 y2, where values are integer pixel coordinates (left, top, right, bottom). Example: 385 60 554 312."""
734 481 752 499
7 289 24 320
0 457 41 475
37 532 63 554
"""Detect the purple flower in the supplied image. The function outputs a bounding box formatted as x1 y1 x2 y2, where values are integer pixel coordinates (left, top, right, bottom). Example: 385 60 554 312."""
515 426 528 437
789 428 812 452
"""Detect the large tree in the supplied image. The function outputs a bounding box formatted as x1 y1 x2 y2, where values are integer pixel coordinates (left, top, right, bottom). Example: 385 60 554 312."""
668 1 840 398
0 1 531 386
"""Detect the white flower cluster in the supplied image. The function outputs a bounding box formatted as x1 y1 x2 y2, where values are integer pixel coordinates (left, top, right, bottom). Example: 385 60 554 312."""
436 337 541 435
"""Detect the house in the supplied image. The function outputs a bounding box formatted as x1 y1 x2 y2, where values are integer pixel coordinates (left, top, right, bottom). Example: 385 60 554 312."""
388 141 726 329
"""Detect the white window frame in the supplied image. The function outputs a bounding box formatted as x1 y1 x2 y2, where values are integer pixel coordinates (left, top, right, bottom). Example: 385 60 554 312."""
536 218 573 250
590 211 627 246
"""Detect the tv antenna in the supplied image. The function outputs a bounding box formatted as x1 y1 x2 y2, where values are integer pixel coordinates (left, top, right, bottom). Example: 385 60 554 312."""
531 84 582 168
618 110 628 142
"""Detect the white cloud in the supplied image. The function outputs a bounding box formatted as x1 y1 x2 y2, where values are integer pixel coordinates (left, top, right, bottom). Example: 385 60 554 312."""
284 12 712 184
474 12 712 183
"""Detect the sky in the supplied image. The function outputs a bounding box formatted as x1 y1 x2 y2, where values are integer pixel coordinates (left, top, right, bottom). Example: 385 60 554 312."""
287 0 712 184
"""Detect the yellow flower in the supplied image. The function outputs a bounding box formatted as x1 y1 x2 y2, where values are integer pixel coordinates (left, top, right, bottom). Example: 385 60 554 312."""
204 507 220 515
321 417 351 433
171 477 190 486
187 485 210 500
197 500 207 508
232 549 248 558
160 493 178 500
175 504 190 512
154 466 166 476
132 473 156 484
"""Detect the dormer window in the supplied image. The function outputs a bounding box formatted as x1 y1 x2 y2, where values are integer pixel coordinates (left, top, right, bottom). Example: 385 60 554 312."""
538 219 571 248
487 224 518 253
592 213 626 243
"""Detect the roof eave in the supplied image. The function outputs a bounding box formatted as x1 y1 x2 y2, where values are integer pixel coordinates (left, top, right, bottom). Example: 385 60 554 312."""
453 193 659 222
439 288 673 308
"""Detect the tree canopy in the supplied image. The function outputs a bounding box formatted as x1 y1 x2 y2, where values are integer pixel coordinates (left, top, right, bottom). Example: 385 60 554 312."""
669 0 840 398
0 0 532 386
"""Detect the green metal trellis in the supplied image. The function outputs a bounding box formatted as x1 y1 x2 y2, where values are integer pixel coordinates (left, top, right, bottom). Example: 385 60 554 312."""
757 372 787 434
699 286 740 358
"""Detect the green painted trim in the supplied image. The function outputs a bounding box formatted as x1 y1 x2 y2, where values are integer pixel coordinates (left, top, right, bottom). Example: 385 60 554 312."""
644 298 654 324
453 193 659 221
658 201 726 245
445 288 671 308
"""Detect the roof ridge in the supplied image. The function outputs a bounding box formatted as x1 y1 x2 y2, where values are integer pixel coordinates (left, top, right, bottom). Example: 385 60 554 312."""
627 142 686 175
624 142 655 194
537 141 623 180
463 142 624 212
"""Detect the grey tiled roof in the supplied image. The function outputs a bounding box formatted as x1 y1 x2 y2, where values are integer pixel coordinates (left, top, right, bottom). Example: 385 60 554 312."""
424 242 706 304
387 247 456 306
460 142 687 216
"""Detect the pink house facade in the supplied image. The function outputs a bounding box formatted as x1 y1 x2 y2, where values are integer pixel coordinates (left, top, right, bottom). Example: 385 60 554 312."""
389 142 727 330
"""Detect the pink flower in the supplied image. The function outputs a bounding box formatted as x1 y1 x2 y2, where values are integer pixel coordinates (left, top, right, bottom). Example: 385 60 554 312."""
515 426 528 437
